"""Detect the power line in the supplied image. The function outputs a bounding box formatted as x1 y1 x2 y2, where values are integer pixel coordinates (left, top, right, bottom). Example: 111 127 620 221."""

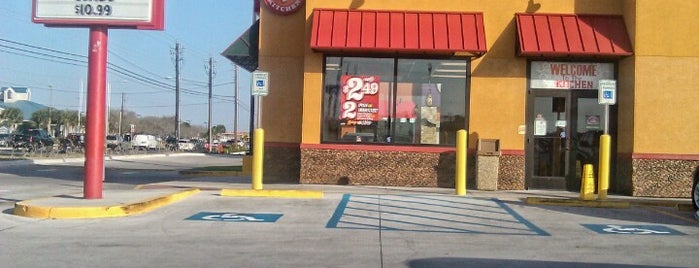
0 38 248 111
0 38 171 91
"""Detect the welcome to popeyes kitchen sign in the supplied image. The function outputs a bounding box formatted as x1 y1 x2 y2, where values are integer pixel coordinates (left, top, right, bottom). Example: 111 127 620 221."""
530 61 614 90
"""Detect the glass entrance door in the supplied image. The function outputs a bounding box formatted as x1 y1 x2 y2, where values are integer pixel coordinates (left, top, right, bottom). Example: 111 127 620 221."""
526 90 569 189
526 90 606 190
569 93 607 191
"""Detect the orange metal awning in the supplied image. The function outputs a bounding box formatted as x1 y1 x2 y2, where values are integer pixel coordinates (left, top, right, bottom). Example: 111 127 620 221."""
310 9 487 56
516 13 633 57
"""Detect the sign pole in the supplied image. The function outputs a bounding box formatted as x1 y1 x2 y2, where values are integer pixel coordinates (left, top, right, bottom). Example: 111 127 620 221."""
33 0 164 200
604 104 610 135
597 80 616 200
84 26 109 199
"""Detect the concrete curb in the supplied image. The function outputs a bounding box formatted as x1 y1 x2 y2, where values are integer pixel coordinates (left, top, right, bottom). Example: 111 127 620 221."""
526 197 631 208
13 188 200 219
220 189 324 199
526 196 693 210
1 152 209 166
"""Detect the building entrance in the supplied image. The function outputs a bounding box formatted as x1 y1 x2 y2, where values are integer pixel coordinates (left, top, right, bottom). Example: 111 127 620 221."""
525 89 609 190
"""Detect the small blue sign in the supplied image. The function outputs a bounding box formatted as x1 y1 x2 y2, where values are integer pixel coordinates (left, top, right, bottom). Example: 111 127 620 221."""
186 212 282 222
256 80 264 87
582 224 685 235
603 90 613 99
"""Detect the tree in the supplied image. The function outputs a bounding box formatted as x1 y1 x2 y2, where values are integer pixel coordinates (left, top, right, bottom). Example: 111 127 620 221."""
212 124 226 136
202 124 226 140
30 108 55 129
60 110 83 134
0 107 23 128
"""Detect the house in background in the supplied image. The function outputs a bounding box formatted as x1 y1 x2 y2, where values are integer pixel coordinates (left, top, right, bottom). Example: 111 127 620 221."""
0 87 48 129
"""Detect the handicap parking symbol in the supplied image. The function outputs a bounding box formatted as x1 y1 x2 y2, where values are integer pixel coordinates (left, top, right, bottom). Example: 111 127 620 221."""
582 224 685 235
186 212 282 223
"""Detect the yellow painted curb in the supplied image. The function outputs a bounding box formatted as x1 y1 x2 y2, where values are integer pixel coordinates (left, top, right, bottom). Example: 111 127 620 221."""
526 197 630 208
13 188 200 219
220 189 323 199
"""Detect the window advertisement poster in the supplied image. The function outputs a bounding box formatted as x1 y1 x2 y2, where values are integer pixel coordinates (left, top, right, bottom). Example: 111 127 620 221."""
586 115 601 129
420 83 441 144
340 75 380 126
530 61 614 90
534 114 547 136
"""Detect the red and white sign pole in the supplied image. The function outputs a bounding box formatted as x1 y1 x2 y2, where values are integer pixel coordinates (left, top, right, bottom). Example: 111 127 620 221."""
33 0 164 199
84 26 109 199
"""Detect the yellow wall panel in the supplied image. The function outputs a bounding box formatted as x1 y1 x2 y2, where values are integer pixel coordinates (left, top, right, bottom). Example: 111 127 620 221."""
258 56 304 143
635 0 699 56
633 56 699 154
301 72 323 144
469 77 526 150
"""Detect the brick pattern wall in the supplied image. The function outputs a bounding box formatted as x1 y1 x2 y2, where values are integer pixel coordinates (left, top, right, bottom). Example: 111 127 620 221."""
300 148 456 187
498 154 525 190
263 145 301 183
630 158 698 198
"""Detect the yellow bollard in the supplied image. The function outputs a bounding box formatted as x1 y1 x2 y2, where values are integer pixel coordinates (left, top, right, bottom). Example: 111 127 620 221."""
580 164 595 200
455 129 467 196
252 128 264 190
597 134 611 200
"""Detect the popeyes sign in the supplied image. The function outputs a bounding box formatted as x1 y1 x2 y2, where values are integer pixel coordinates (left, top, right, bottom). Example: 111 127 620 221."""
263 0 305 16
530 61 614 90
340 75 380 126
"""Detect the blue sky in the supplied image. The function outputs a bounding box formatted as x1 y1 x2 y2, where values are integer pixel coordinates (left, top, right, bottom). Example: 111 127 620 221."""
0 1 255 132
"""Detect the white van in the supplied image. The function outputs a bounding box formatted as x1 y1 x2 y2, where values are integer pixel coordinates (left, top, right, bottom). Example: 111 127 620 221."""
132 134 158 150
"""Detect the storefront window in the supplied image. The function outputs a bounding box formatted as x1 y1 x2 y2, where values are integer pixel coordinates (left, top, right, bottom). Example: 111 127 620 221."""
322 56 469 146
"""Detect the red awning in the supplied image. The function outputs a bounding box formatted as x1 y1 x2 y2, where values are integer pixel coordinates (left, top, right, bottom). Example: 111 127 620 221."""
516 13 633 57
310 9 487 56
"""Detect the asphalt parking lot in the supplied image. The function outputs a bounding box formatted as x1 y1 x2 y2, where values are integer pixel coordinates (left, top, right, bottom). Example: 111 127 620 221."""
0 154 697 267
2 185 698 267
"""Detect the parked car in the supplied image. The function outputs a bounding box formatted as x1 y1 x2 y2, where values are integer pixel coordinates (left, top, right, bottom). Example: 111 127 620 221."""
12 129 54 151
59 133 85 153
692 166 698 214
106 134 125 150
165 136 178 151
178 139 195 151
132 134 158 150
0 133 10 147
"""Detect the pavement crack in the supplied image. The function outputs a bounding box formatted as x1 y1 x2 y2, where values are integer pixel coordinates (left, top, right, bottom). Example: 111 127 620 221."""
0 225 19 232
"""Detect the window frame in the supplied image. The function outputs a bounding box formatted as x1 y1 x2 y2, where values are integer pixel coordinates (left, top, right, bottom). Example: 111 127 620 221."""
320 54 472 147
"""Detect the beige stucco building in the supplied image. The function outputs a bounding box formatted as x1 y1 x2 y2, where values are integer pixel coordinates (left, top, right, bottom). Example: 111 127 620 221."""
224 0 699 197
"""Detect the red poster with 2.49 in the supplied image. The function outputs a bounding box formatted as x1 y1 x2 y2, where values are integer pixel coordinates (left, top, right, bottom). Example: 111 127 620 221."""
340 75 380 125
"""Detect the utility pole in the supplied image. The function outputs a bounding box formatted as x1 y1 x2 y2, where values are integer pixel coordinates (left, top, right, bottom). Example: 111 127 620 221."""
207 57 214 153
118 92 124 135
78 79 84 133
233 64 238 143
48 85 53 135
172 42 183 142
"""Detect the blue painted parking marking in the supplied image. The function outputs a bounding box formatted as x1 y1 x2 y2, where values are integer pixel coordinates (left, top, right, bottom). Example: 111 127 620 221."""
186 212 282 222
582 224 685 235
326 194 549 236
